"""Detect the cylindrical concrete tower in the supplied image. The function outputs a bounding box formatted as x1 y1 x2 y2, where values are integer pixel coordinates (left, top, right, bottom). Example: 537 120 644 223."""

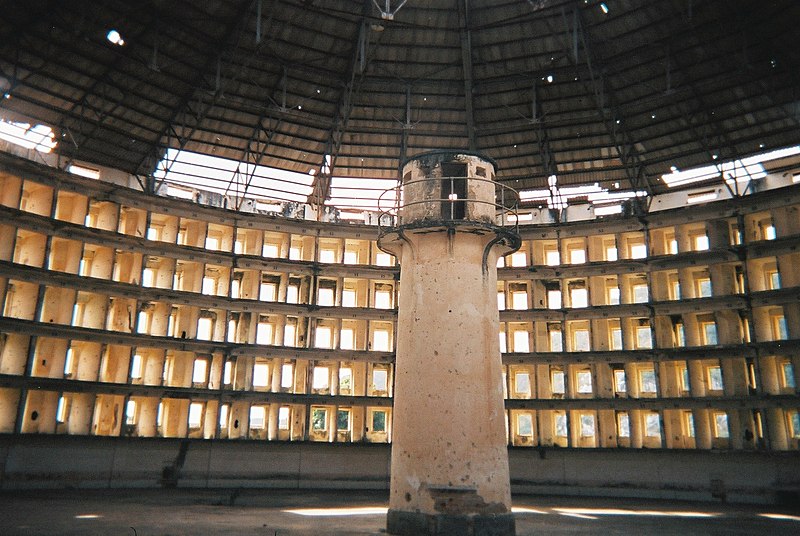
379 151 520 536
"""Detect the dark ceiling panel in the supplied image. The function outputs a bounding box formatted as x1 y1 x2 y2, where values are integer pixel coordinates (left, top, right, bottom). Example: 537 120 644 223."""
0 0 797 199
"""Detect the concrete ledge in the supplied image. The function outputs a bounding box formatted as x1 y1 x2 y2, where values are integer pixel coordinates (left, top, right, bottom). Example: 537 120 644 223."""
0 435 797 505
508 447 800 505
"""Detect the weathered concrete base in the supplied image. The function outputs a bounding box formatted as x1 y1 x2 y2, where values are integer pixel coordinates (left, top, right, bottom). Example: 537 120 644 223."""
387 509 516 536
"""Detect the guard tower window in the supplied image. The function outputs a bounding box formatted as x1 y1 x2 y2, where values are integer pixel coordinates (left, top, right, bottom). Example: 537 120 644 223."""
441 162 467 220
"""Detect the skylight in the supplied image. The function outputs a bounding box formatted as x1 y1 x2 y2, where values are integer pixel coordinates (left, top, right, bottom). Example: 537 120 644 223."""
154 149 314 203
67 164 100 179
154 149 405 212
661 146 800 188
519 182 645 210
518 189 551 203
327 176 399 212
0 120 57 153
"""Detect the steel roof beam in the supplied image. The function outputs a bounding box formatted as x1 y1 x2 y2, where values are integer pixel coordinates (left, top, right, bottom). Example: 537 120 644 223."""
139 0 263 187
457 0 477 151
545 3 652 202
306 0 376 209
530 81 559 181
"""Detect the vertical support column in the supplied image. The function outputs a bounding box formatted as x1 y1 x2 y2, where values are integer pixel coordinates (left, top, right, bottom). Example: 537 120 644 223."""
381 152 518 536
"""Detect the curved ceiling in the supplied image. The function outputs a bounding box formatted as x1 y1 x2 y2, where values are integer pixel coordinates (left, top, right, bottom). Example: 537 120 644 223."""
1 0 799 204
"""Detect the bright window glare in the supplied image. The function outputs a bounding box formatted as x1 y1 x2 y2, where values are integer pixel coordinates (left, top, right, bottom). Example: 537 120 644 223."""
511 507 548 514
284 507 388 517
155 149 314 203
759 513 800 522
0 120 57 153
560 512 599 520
552 507 721 518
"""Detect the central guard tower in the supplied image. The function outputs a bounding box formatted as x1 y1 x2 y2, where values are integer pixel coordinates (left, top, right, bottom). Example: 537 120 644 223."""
379 151 520 536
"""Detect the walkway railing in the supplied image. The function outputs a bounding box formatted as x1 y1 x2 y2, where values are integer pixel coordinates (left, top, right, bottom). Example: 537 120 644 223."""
377 176 521 235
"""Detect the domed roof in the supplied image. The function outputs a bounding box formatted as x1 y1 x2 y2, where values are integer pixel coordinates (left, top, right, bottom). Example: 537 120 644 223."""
1 0 798 203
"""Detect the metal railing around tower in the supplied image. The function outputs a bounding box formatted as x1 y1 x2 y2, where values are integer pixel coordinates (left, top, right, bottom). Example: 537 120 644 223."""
377 175 521 237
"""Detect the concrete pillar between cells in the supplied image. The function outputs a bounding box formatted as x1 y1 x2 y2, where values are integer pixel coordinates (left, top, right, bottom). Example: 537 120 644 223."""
783 302 800 339
75 344 102 381
228 401 249 439
381 152 517 536
693 409 713 450
0 388 21 433
0 227 14 261
765 408 789 450
143 352 165 385
709 264 735 296
706 219 730 249
662 409 681 449
22 390 58 433
772 205 800 236
66 393 94 435
137 397 160 437
777 252 800 288
758 357 780 394
597 409 617 448
625 409 642 448
739 410 758 450
203 401 218 439
267 404 279 441
0 334 31 375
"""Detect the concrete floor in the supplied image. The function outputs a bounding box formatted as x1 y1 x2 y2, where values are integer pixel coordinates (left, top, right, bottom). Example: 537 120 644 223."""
0 489 798 535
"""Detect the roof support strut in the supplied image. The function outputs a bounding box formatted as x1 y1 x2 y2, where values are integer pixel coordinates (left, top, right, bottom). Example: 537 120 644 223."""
531 81 559 181
138 0 263 190
457 0 477 151
306 0 376 210
548 3 653 207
